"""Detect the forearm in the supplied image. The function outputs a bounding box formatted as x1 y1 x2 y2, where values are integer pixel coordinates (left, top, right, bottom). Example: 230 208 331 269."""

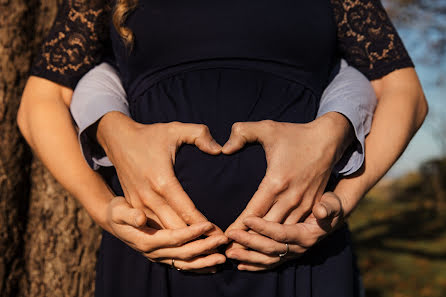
17 76 114 232
334 68 428 214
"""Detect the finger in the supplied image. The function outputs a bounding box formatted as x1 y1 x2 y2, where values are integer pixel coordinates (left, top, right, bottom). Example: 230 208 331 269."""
262 189 302 223
281 196 314 225
176 123 222 155
226 230 286 256
159 253 226 270
134 222 214 252
225 172 283 235
313 192 342 220
148 235 229 260
139 189 188 229
222 121 265 154
226 248 280 266
243 217 319 248
237 262 272 271
225 241 247 254
237 254 300 272
149 172 223 235
111 197 147 228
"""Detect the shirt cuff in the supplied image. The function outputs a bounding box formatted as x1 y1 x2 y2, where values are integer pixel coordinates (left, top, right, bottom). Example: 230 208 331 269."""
77 101 130 170
317 60 377 176
70 63 129 170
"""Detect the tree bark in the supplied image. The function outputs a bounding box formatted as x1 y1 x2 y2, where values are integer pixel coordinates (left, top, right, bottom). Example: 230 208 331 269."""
0 0 38 295
21 159 101 297
0 1 101 296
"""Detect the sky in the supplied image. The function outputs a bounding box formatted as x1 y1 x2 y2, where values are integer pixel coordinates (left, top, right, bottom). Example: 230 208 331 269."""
382 0 446 178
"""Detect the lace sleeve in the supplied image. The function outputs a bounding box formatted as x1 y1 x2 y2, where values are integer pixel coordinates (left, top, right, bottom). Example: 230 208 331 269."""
330 0 415 80
30 0 111 89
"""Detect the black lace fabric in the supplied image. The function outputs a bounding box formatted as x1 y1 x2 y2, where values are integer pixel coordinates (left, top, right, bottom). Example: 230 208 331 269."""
31 0 414 89
330 0 414 80
30 0 111 89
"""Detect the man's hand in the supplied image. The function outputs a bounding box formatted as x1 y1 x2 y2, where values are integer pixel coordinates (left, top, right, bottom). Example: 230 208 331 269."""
97 111 223 233
223 114 353 252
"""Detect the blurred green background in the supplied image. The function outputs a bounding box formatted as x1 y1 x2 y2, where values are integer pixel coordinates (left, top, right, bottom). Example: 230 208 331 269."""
350 1 446 296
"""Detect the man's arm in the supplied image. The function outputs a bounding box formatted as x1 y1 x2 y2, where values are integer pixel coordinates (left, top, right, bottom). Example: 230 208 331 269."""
70 60 377 177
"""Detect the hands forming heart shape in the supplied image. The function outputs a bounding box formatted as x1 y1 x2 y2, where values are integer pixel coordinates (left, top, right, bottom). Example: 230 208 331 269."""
99 111 353 273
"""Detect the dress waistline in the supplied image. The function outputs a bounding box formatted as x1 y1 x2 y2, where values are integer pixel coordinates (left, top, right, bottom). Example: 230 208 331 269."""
127 58 327 103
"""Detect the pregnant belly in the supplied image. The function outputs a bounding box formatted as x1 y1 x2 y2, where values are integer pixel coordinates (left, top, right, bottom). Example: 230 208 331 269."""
129 68 318 230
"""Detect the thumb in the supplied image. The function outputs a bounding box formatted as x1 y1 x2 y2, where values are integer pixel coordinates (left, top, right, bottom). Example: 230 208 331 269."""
222 121 263 154
312 192 342 221
111 197 148 228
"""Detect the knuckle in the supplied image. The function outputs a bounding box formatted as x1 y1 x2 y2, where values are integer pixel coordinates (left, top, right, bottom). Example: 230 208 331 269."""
266 176 288 193
151 176 173 196
178 208 196 224
197 124 210 135
231 122 244 135
261 119 276 131
166 121 181 135
275 229 289 243
137 241 152 253
263 246 276 255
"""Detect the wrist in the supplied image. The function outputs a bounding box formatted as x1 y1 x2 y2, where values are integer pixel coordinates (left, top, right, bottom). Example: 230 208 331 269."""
311 112 355 163
77 189 115 233
332 178 365 217
96 111 136 154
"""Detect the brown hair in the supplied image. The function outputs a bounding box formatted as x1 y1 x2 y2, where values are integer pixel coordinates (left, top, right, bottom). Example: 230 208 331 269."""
113 0 138 48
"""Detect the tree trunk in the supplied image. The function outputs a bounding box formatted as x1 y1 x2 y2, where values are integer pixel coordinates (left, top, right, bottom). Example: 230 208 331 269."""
21 159 101 297
0 1 101 296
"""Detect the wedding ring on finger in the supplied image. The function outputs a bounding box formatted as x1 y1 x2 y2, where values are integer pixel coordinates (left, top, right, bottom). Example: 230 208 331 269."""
278 243 289 258
171 258 182 271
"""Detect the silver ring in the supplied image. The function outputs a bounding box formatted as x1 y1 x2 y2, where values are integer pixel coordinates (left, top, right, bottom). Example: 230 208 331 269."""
171 258 181 271
278 243 289 258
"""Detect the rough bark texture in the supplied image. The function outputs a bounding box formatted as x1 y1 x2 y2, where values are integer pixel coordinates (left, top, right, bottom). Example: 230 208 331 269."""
0 0 38 295
21 159 101 297
0 1 101 296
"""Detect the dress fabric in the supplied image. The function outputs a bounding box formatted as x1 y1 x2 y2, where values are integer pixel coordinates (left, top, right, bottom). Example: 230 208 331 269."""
96 0 359 296
29 0 415 89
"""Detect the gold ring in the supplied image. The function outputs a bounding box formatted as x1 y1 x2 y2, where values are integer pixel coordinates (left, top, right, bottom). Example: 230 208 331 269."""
171 258 181 271
278 243 289 258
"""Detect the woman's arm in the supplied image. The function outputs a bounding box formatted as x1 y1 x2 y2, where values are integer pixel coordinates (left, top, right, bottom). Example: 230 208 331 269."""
16 77 228 272
17 77 113 230
336 67 428 214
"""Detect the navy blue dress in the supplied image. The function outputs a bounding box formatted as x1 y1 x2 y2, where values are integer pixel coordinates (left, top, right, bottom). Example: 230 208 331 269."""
96 0 360 296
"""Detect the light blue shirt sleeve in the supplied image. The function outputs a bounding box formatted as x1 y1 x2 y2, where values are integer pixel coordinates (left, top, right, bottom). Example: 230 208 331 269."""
70 63 127 169
71 60 377 175
317 59 377 176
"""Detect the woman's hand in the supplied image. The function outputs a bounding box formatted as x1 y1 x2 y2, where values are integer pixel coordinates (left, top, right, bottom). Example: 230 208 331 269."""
226 192 345 271
106 197 229 272
223 113 353 233
96 111 223 232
